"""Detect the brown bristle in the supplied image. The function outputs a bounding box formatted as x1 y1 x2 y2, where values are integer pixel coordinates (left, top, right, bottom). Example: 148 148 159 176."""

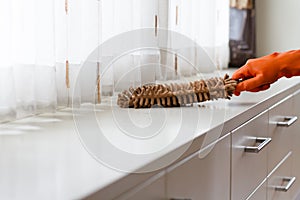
117 74 238 109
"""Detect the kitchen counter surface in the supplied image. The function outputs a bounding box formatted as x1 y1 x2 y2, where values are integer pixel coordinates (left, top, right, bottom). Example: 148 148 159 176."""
1 71 300 200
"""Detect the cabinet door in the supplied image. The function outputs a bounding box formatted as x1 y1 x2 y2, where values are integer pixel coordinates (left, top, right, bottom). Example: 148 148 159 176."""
268 96 295 174
115 172 166 200
166 134 230 200
232 111 269 200
267 152 295 200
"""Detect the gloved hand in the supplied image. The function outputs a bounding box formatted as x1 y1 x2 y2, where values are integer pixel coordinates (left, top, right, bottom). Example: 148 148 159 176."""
232 50 300 96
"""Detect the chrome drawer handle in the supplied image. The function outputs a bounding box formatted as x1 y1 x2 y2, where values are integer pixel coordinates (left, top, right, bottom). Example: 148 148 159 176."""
244 137 272 153
277 116 298 127
275 176 296 192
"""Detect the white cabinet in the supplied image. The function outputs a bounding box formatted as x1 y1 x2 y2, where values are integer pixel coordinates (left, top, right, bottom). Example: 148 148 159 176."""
100 87 300 200
231 110 269 200
267 95 298 200
166 134 231 200
115 172 166 200
232 94 299 200
116 133 231 200
290 91 300 199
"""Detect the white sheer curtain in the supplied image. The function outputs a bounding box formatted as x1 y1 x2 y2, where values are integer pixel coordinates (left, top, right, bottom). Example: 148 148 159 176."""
169 0 230 71
0 0 57 122
0 0 229 122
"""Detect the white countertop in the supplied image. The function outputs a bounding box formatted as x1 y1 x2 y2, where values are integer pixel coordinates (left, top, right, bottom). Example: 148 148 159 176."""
1 72 300 200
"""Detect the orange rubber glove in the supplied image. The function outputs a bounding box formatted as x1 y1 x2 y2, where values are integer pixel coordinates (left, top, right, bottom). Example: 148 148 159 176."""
232 50 300 96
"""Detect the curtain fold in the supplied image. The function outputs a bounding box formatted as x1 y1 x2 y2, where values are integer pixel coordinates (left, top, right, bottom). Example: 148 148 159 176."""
0 0 230 123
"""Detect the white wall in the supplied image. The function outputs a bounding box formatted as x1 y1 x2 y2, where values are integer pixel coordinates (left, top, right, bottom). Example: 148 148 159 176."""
256 0 300 56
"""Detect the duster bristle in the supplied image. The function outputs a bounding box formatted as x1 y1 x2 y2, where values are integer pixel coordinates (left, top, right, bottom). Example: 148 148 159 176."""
117 74 238 109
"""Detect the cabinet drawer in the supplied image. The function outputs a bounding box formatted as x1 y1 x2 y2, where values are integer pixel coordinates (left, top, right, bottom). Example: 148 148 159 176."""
248 182 267 200
267 152 295 200
268 96 295 173
115 172 166 200
166 133 230 200
232 110 269 200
